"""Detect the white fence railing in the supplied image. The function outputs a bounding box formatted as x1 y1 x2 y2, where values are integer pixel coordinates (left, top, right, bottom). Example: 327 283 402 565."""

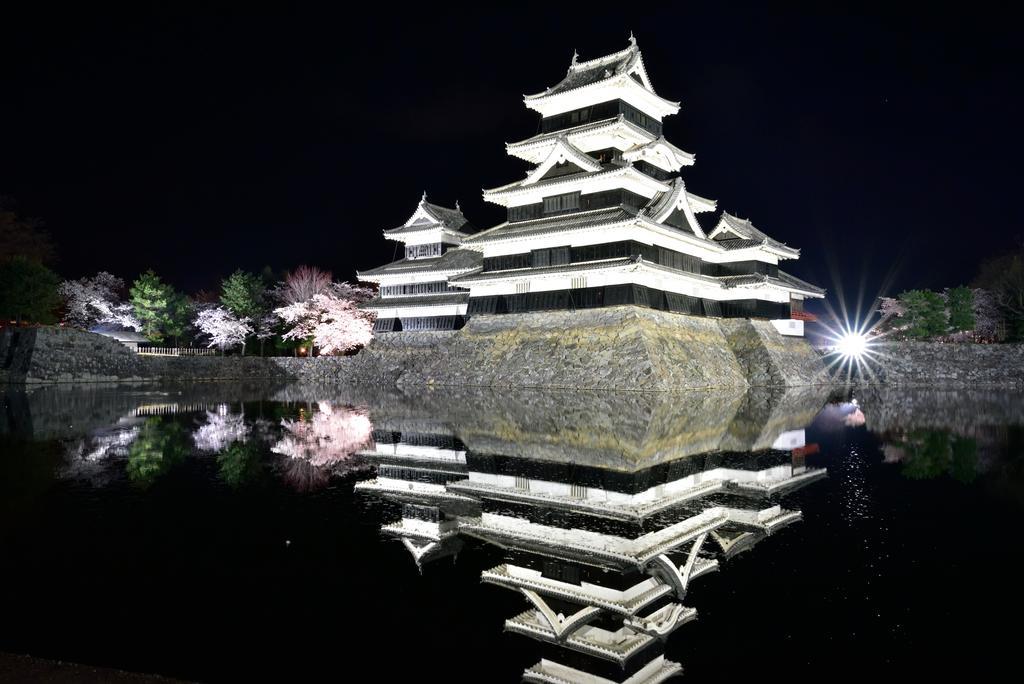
137 346 218 357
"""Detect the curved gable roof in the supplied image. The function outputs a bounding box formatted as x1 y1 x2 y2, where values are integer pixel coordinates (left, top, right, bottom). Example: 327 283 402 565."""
385 194 473 235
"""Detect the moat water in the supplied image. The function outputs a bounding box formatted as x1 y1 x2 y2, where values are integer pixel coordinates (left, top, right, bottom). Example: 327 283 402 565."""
1 382 1022 681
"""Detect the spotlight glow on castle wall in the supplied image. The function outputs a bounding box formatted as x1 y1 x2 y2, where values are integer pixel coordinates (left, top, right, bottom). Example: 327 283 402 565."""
836 331 869 360
822 320 885 382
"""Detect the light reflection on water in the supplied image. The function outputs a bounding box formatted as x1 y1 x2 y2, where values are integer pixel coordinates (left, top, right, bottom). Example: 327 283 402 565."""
1 383 1023 681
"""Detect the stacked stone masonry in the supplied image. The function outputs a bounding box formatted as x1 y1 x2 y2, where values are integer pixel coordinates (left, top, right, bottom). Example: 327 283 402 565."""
0 327 289 385
856 341 1024 386
2 308 830 390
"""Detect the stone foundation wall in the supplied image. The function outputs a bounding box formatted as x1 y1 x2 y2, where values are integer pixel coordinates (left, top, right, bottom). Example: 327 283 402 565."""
10 324 1024 390
2 309 829 390
270 308 827 390
862 342 1024 386
720 319 830 387
1 327 293 385
398 308 751 390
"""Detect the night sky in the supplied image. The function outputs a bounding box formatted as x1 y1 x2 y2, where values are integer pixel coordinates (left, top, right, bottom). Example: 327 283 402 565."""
3 5 1021 316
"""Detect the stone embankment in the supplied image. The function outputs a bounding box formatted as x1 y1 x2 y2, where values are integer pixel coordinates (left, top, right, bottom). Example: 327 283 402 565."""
1 308 828 390
859 341 1024 387
271 308 829 390
0 327 288 385
2 307 829 389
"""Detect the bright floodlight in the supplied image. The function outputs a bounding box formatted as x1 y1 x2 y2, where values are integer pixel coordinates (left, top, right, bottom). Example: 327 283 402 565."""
836 332 868 359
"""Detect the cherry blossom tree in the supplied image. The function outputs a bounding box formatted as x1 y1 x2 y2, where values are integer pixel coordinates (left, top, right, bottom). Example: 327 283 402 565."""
275 282 375 355
253 311 278 354
60 272 120 327
95 300 144 331
277 457 332 492
59 272 142 331
194 306 252 354
875 296 908 339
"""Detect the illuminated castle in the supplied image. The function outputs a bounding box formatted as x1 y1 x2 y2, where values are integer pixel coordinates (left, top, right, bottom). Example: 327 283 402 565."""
360 36 823 334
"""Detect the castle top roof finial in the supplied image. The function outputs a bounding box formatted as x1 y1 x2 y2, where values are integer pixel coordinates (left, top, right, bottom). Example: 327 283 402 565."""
421 190 427 202
628 31 636 47
455 199 461 211
571 49 578 65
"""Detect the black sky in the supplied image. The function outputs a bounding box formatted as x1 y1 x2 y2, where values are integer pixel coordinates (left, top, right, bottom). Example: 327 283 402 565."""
3 5 1022 316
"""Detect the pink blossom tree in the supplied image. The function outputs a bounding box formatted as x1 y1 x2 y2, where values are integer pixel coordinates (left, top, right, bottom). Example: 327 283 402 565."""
275 282 375 355
875 296 907 338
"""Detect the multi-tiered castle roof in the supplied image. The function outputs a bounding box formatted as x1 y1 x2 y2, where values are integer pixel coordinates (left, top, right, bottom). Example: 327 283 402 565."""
359 36 823 333
456 37 823 323
357 194 481 332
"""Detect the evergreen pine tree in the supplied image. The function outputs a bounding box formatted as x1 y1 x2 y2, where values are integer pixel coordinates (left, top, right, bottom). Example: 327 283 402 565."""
220 270 267 355
899 290 948 338
0 256 61 324
130 270 171 342
946 286 976 333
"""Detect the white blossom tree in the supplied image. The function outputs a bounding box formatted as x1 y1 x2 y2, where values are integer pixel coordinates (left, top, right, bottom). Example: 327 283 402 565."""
192 406 250 452
275 282 374 356
59 272 142 331
194 306 252 354
94 299 143 331
253 311 278 353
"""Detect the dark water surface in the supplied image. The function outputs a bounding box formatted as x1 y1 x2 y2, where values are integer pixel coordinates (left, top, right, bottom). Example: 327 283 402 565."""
2 383 1022 682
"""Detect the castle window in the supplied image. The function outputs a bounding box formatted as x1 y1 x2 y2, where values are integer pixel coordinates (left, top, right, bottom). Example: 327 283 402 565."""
543 192 580 215
405 243 441 259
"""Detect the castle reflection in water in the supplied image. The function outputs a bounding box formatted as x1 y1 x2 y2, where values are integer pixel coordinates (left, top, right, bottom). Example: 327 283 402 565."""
353 386 829 683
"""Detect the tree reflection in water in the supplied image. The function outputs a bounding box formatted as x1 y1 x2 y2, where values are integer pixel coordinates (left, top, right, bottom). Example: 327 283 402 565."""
52 400 374 491
126 418 190 487
66 426 141 463
216 441 264 489
883 429 979 483
62 424 142 485
272 402 373 491
192 405 250 453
